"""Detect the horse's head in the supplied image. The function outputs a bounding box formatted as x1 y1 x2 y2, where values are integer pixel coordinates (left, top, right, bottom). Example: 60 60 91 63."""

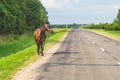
44 21 53 34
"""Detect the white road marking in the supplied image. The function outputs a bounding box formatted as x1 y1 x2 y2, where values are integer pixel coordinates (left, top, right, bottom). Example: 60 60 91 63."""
92 41 95 44
87 38 90 40
118 63 120 65
100 48 105 52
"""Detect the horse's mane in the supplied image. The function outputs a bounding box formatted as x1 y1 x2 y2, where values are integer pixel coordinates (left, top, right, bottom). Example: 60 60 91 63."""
37 21 50 30
40 24 46 30
45 21 50 24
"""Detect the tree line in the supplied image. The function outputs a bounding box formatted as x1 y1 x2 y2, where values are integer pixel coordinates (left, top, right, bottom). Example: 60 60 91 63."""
82 9 120 31
52 23 83 28
0 0 48 35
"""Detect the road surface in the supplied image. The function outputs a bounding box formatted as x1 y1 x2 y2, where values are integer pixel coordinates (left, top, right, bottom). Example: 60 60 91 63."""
34 29 120 80
12 29 120 80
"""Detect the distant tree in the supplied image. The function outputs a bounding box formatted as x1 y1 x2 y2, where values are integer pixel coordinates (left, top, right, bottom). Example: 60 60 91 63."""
73 23 80 28
116 9 120 24
111 22 119 30
114 9 120 30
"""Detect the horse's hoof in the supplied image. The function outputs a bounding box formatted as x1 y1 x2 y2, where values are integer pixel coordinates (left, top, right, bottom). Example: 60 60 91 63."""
41 54 44 56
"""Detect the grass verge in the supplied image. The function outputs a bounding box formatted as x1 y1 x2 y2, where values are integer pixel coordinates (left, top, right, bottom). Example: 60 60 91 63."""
0 37 34 58
0 28 69 80
83 29 120 41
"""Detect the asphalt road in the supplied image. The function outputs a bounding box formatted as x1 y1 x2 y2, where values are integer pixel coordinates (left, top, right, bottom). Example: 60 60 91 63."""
35 29 120 80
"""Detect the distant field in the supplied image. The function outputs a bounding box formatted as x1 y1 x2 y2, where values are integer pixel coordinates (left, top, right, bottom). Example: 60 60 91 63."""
0 28 69 80
84 29 120 41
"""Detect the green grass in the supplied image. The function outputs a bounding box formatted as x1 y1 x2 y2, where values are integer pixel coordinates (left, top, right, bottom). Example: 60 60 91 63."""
0 45 36 80
0 28 69 80
0 37 34 58
84 29 120 41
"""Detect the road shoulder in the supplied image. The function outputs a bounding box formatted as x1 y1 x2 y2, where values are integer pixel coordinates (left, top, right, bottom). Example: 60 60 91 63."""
12 31 69 80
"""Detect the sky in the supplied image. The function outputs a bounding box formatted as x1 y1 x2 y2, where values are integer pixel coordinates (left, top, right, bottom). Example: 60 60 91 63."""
40 0 120 24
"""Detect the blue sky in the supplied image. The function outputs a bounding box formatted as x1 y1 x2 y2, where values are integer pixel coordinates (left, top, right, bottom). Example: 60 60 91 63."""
41 0 120 24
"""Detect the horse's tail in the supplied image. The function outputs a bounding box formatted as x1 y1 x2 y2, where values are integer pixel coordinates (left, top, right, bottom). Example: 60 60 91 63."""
34 28 40 45
34 34 38 44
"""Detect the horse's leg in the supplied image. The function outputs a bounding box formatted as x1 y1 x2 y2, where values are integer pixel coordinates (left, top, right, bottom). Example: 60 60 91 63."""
37 44 40 55
41 42 45 56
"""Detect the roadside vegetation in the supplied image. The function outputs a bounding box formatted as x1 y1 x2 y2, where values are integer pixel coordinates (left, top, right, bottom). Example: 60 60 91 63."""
81 9 120 31
0 1 71 80
84 29 120 41
81 9 120 40
0 0 47 35
0 32 34 58
0 28 69 80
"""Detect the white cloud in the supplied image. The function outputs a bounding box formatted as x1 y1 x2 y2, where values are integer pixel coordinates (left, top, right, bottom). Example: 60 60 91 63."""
64 0 70 3
41 0 63 8
41 0 79 8
113 5 120 9
64 0 79 4
74 0 79 3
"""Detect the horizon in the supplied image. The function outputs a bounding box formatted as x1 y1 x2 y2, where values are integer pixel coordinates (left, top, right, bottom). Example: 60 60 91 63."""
41 0 120 24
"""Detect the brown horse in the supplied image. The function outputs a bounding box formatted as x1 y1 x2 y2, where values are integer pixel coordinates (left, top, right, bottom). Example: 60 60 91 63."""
34 21 53 56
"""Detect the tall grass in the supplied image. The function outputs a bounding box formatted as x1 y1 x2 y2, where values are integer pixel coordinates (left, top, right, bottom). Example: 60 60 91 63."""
0 28 69 80
0 37 34 58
